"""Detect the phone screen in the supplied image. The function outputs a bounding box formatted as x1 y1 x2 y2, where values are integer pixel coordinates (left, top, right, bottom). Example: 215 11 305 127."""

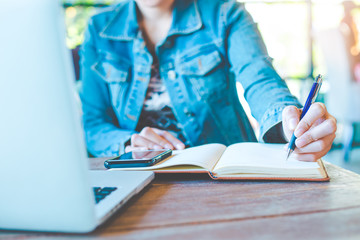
104 149 172 168
114 150 169 161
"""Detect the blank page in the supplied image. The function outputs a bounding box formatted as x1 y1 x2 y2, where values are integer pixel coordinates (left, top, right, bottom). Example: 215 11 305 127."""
111 144 226 171
213 143 319 174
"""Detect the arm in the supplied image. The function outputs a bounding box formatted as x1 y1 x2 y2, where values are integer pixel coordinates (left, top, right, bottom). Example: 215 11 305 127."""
224 2 336 161
80 19 135 157
224 2 301 143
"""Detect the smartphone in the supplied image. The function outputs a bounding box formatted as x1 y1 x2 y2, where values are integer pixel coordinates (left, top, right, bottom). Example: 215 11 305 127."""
104 149 172 169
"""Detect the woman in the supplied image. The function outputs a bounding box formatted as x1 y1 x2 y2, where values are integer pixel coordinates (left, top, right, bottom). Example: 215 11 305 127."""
80 0 336 161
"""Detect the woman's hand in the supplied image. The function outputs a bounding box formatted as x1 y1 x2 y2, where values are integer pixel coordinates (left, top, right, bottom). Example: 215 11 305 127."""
282 103 337 161
125 127 185 153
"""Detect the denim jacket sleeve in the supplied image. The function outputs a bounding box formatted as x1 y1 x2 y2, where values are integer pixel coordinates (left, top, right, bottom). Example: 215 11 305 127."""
80 19 135 157
223 1 302 142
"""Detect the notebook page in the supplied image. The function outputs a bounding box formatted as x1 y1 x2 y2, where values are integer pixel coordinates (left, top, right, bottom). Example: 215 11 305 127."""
111 143 226 171
213 143 319 174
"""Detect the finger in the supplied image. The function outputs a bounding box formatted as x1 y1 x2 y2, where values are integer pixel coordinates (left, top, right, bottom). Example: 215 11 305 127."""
291 143 332 162
313 116 326 128
294 133 335 154
282 106 301 141
294 102 327 137
295 117 337 148
283 143 289 151
125 146 148 153
131 133 163 150
139 127 174 149
153 128 185 150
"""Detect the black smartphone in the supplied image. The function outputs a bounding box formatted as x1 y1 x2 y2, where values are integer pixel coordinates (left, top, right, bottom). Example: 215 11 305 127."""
104 149 172 169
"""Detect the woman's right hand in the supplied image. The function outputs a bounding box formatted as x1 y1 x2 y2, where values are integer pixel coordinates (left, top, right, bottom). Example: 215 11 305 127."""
125 127 186 153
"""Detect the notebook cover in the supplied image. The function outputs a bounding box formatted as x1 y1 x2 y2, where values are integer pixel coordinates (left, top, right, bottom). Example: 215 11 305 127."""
151 160 330 182
150 170 330 181
208 159 330 181
207 172 330 181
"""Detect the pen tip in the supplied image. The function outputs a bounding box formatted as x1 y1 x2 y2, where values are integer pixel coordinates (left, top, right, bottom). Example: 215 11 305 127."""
316 74 323 83
285 149 293 161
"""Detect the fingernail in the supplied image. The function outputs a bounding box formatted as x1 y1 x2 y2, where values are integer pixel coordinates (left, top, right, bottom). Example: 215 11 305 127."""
289 119 298 130
153 145 162 150
295 137 307 148
165 144 172 149
176 144 185 150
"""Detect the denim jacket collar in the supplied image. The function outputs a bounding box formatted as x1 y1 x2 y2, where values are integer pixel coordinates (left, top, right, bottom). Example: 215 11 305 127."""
100 0 202 41
99 1 139 40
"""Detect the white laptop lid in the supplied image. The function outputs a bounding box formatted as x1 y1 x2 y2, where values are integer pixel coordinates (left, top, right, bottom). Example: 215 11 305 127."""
0 0 97 232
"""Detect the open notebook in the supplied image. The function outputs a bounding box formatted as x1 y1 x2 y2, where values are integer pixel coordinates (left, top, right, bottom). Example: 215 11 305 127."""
109 143 329 181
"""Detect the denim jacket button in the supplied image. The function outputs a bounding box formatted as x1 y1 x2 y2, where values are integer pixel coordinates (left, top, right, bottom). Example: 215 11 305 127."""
167 70 176 80
184 107 195 117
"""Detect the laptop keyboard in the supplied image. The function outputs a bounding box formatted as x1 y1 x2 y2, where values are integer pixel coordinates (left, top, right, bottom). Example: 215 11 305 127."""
93 187 117 204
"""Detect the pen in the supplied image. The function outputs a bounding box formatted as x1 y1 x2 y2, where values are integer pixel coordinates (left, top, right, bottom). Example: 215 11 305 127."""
286 74 323 161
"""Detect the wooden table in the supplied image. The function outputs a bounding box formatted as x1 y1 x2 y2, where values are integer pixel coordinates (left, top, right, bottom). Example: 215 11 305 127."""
1 159 360 240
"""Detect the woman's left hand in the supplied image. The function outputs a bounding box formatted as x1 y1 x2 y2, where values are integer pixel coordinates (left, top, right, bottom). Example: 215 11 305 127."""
282 103 337 161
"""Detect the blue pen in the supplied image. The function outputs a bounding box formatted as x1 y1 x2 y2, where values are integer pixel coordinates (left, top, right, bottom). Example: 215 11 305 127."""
286 74 323 161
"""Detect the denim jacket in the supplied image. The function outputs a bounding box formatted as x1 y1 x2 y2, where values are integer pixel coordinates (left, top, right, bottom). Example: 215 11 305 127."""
80 0 301 157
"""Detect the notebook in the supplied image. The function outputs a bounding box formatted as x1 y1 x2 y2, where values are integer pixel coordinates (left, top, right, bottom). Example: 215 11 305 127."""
109 143 329 181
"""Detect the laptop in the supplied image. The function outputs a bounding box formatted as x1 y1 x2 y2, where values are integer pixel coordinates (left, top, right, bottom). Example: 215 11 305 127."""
0 0 154 233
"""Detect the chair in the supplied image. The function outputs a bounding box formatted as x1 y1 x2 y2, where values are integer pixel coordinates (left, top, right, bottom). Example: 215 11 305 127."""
315 28 360 161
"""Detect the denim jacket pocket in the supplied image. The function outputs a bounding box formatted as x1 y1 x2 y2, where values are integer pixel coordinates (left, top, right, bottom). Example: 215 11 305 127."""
180 50 222 76
179 50 227 99
92 52 130 110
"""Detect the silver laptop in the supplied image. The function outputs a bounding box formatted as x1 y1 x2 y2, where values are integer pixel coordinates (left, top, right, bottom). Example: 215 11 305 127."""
0 0 154 233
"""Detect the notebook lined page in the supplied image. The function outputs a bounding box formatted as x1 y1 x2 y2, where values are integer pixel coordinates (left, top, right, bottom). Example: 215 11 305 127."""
112 144 226 171
213 143 319 173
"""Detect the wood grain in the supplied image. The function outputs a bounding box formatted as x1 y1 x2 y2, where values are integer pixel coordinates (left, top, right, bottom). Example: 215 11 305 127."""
90 163 360 232
1 161 359 240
